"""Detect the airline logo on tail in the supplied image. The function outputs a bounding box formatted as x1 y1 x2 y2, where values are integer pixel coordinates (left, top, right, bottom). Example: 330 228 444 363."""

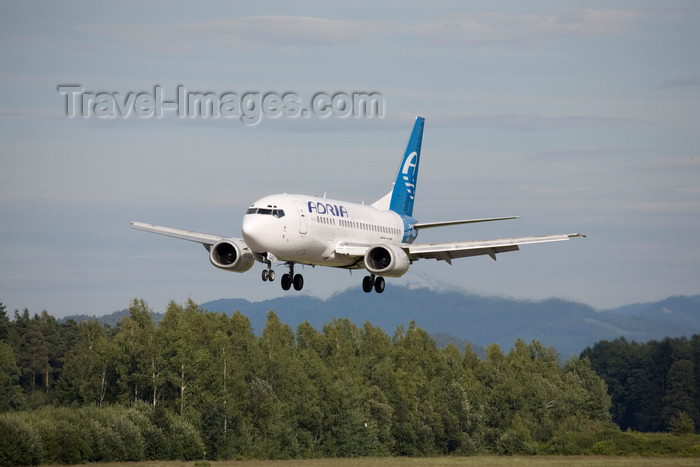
390 116 424 217
402 151 418 200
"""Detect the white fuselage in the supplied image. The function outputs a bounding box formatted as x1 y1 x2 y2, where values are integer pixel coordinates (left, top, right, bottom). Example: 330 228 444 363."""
242 194 416 268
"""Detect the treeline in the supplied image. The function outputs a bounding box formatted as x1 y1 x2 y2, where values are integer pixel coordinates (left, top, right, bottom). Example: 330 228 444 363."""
582 335 700 433
0 403 204 465
0 299 697 465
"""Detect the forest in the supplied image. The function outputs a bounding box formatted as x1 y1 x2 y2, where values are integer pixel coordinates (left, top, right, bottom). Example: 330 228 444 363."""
1 300 699 466
582 335 700 433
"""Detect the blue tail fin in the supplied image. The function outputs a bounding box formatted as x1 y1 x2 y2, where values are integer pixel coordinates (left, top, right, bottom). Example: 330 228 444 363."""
389 116 424 217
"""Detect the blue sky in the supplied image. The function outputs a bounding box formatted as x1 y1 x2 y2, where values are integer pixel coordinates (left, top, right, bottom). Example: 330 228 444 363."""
1 1 699 317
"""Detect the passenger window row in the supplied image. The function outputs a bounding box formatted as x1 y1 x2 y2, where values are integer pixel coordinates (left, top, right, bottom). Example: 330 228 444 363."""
317 217 401 236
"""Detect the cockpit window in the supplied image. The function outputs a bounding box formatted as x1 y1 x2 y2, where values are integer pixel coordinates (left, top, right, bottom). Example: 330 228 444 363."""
245 207 285 218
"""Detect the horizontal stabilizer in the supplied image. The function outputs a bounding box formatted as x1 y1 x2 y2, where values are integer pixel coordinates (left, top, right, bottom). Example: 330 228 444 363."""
414 216 519 230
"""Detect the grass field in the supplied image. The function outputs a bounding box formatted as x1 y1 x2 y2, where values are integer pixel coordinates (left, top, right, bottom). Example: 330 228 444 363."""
42 457 700 467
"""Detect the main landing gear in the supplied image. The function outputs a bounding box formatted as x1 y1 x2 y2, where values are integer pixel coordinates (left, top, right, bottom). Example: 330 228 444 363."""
362 274 385 294
263 261 303 291
281 272 304 291
281 262 304 291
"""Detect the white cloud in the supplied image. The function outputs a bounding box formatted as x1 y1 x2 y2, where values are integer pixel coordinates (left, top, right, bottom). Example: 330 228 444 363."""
655 76 700 89
418 9 642 46
77 10 642 52
78 16 393 52
531 147 648 160
641 156 700 171
428 112 651 131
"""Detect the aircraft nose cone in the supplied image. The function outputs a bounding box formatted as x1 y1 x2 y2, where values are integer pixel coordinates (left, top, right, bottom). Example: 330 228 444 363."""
242 214 267 252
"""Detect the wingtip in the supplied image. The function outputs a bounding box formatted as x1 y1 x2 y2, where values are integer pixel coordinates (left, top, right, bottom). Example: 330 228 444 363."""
568 233 587 238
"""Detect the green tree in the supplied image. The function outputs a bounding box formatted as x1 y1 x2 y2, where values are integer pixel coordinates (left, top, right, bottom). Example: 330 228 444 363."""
12 309 50 405
497 413 536 455
38 310 63 397
294 321 326 456
0 341 25 410
113 299 157 404
662 359 697 427
158 300 212 417
582 338 648 430
433 343 482 454
58 320 115 406
692 335 700 430
0 302 10 341
561 356 612 426
669 411 695 436
253 311 304 458
584 335 700 433
389 322 444 455
316 319 381 457
0 413 43 466
358 322 392 384
358 323 394 454
199 311 259 459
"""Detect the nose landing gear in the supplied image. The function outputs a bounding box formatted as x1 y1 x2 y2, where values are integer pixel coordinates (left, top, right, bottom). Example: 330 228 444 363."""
362 274 385 293
261 256 275 282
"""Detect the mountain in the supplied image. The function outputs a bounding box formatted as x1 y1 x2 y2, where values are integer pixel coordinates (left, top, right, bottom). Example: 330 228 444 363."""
63 288 700 358
61 308 146 328
601 295 700 327
200 287 700 358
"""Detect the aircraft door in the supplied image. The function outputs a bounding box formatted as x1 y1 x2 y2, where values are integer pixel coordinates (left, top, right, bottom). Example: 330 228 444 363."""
292 201 308 234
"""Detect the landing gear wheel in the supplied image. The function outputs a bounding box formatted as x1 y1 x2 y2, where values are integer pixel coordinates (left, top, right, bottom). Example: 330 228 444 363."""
262 269 269 281
374 276 385 293
281 263 301 291
268 270 275 281
281 273 292 290
293 274 304 291
362 275 374 293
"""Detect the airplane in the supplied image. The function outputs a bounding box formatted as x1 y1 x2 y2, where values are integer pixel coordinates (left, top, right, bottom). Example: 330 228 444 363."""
131 116 584 294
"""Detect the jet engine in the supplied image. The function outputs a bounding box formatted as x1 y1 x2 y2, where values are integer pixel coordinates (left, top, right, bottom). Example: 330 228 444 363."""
209 240 255 273
364 244 410 277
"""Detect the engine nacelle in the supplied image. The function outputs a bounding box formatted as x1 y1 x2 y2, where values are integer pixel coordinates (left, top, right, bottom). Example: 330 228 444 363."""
364 244 410 278
209 240 255 273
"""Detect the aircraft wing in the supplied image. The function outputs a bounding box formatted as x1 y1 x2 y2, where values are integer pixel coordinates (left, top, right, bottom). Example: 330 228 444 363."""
131 222 232 248
407 233 585 264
